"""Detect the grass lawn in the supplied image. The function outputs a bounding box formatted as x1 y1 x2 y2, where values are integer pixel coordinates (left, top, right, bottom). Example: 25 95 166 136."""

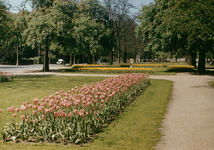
0 76 173 150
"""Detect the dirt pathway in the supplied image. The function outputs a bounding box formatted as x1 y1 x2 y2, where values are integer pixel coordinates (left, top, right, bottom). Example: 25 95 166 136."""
150 73 214 150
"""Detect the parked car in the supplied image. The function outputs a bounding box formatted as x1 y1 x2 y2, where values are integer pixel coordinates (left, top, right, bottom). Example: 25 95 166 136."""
57 59 64 65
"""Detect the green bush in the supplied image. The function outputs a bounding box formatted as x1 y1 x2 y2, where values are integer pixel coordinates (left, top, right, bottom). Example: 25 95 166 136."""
120 63 131 67
0 75 13 82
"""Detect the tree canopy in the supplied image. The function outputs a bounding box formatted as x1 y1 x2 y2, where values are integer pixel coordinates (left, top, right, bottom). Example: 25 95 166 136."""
136 0 214 71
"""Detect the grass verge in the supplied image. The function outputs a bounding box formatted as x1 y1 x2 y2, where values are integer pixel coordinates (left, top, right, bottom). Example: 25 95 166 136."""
0 77 173 150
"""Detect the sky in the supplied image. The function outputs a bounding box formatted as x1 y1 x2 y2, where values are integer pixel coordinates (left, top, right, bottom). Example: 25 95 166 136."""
7 0 154 13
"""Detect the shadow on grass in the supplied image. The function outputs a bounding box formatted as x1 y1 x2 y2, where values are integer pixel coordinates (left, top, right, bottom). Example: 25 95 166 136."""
165 69 196 73
191 70 214 76
58 68 75 72
166 68 214 76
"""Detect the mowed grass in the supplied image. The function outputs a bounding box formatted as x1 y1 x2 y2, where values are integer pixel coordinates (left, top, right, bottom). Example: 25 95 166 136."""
0 76 173 150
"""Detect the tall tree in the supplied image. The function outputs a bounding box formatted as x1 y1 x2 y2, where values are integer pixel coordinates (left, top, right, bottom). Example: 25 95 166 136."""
74 0 115 64
163 0 214 71
23 0 77 71
0 1 10 48
102 0 137 64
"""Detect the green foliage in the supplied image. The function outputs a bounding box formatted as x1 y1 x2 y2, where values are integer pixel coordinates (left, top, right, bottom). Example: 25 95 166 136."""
120 64 131 67
0 1 10 42
136 0 214 72
0 72 13 83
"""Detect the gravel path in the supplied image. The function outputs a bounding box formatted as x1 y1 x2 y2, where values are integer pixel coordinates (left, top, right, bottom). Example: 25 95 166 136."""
150 73 214 150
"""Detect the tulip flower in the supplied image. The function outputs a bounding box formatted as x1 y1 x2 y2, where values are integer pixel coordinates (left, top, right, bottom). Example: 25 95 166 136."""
21 115 25 119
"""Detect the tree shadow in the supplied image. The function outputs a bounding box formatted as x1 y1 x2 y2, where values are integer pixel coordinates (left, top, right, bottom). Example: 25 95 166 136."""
191 70 214 76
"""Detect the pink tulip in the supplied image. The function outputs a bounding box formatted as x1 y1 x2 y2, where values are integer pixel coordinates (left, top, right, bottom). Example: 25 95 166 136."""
15 108 20 112
34 119 38 123
13 114 17 117
7 108 11 112
28 104 32 108
38 106 42 113
86 112 89 115
11 108 15 113
25 119 29 122
33 110 37 114
32 105 38 109
27 116 30 119
45 109 49 113
21 115 25 119
0 109 2 113
79 112 84 117
42 115 45 119
69 113 73 117
54 111 59 116
81 109 84 113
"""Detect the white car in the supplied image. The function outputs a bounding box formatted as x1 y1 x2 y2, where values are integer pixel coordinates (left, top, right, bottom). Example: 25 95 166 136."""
57 59 64 65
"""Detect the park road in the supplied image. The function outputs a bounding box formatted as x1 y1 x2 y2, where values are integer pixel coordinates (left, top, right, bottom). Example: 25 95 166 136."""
150 73 214 150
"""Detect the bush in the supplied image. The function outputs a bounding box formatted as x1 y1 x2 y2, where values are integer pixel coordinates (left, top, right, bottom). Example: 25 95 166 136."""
0 72 13 82
120 64 131 67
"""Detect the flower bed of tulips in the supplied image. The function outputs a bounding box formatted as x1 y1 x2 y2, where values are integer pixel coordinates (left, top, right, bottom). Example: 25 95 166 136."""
72 64 104 68
132 64 166 67
0 71 13 82
75 67 154 73
167 65 195 70
0 73 150 145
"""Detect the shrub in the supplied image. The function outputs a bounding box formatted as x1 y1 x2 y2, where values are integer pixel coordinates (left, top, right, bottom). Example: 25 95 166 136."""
0 72 13 83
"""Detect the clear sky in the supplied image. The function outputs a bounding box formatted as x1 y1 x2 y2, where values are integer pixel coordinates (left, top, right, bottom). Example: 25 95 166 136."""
7 0 154 13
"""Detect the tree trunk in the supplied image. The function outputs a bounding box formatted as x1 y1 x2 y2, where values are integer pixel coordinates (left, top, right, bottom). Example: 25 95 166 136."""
109 49 113 65
117 40 120 63
175 55 177 62
190 50 196 68
87 51 92 64
198 49 205 72
63 55 65 66
134 48 137 63
123 36 127 63
93 55 95 64
42 42 49 72
16 43 19 66
69 53 73 66
124 45 127 63
73 54 75 64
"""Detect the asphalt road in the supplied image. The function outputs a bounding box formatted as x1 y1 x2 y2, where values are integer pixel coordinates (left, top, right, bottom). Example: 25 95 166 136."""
0 64 68 73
